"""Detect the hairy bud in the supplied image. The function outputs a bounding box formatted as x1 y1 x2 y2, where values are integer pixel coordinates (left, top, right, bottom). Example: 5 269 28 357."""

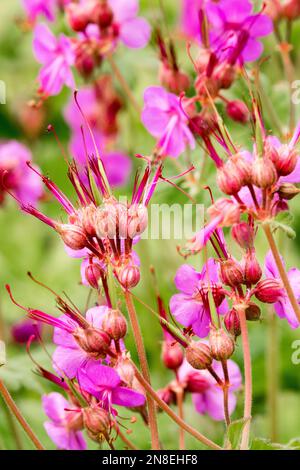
243 250 262 285
80 205 97 236
127 204 148 239
91 1 114 29
208 198 241 227
209 329 235 361
102 308 127 341
273 146 298 176
117 264 140 289
245 302 261 321
251 157 277 189
83 406 110 439
226 100 250 123
161 341 184 370
254 279 284 303
159 65 190 94
220 258 244 287
185 341 213 370
73 327 111 358
232 222 254 249
57 224 87 250
85 263 102 289
277 183 300 200
224 309 241 337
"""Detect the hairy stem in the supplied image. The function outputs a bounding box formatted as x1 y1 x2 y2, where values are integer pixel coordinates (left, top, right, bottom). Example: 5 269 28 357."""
263 224 300 323
236 306 252 450
221 360 231 427
267 309 279 442
0 379 45 450
131 361 222 450
124 290 160 450
175 387 185 450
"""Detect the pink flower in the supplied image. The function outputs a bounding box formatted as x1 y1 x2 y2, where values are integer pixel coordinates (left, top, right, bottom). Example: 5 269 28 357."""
78 361 146 409
265 251 300 329
169 260 227 337
52 306 109 378
0 141 43 206
42 392 86 450
109 0 151 48
178 357 242 420
141 86 195 158
22 0 56 22
11 319 41 344
33 23 75 96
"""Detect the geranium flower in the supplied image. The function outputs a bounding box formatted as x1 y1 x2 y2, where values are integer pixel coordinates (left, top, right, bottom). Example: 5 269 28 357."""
141 86 195 158
0 141 43 206
33 23 75 96
22 0 56 22
178 357 242 420
169 260 227 337
42 392 86 450
265 251 300 328
78 361 146 410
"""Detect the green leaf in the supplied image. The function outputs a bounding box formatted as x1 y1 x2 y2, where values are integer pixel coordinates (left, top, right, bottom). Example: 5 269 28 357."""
224 418 249 450
251 437 300 450
271 212 296 239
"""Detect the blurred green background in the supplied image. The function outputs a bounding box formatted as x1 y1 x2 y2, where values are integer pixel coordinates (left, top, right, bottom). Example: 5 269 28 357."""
0 0 300 450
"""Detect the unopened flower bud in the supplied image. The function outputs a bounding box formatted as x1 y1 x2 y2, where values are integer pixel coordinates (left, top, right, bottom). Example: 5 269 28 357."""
66 4 90 32
226 100 250 123
57 223 87 250
245 302 261 321
118 264 140 289
115 359 135 386
277 183 300 200
209 328 235 361
102 308 127 341
243 250 262 285
208 198 241 227
273 146 298 176
232 222 254 249
217 162 244 195
73 327 111 358
224 309 241 337
161 341 184 370
85 263 102 289
157 387 176 406
83 406 110 438
255 279 284 303
159 65 190 94
220 258 244 287
80 205 97 236
91 1 114 29
185 341 213 370
185 372 210 393
282 0 300 20
213 63 236 89
251 157 277 189
96 202 119 239
127 204 148 239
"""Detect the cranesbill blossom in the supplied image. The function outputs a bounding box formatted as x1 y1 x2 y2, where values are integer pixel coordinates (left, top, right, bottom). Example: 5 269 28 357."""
109 0 151 49
265 251 300 328
42 392 86 450
22 0 56 22
169 260 227 337
33 23 75 96
178 357 242 420
0 141 43 206
52 306 109 378
78 361 146 410
141 86 195 158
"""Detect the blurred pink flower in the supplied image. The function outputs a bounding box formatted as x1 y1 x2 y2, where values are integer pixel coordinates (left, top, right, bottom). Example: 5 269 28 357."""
0 140 43 206
141 86 195 158
43 392 86 450
22 0 56 22
33 23 75 96
11 319 41 344
178 357 242 420
109 0 151 49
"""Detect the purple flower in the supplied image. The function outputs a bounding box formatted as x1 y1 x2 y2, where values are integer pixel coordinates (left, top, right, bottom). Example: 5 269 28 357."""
0 141 43 206
78 361 145 410
178 356 242 421
141 86 195 158
64 87 132 187
52 306 109 379
22 0 56 22
265 251 300 329
207 0 273 63
169 260 227 338
181 0 206 40
109 0 151 48
42 392 86 450
11 319 41 344
33 23 75 96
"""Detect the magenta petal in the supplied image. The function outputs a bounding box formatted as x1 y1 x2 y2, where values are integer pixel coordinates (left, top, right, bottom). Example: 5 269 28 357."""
192 311 211 338
191 393 207 415
241 38 263 62
169 293 201 327
52 346 86 379
111 387 146 407
44 422 86 450
141 108 170 137
79 363 121 392
102 152 132 187
265 250 281 279
120 17 151 48
33 23 57 63
109 0 138 22
86 306 109 328
42 392 69 423
204 387 237 421
174 264 201 295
